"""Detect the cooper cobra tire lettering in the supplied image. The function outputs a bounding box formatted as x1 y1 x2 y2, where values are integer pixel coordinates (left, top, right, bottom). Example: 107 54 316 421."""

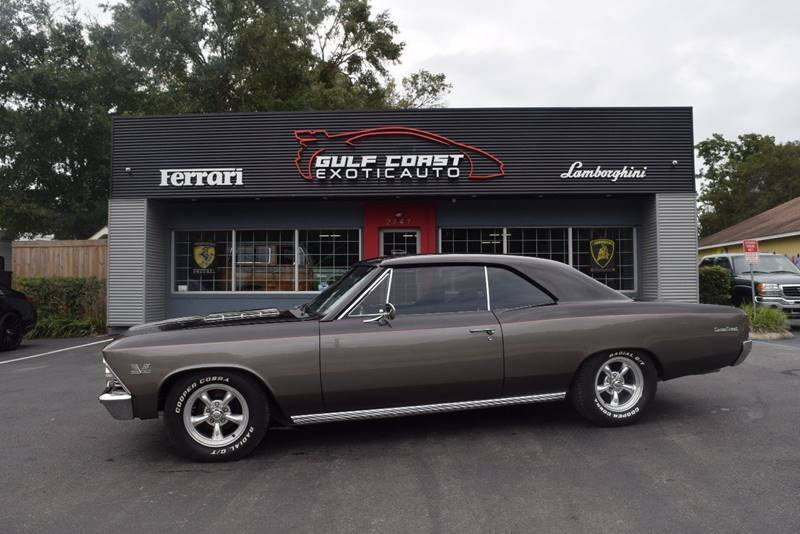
570 350 657 428
164 372 268 462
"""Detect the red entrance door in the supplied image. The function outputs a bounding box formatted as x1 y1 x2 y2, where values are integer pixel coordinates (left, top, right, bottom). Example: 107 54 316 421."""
363 203 437 258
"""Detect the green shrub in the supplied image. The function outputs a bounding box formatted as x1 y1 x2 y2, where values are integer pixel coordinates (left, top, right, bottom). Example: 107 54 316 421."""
14 277 106 338
27 317 107 338
741 304 789 333
699 265 732 305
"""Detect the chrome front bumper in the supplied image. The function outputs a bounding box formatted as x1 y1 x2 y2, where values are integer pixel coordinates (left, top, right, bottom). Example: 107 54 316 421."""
99 390 134 420
733 340 753 366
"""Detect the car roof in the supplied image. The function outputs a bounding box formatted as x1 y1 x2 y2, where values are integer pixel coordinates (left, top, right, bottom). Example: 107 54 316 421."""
358 253 560 268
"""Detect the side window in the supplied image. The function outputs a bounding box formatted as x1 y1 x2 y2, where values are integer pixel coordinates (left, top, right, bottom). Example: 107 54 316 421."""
717 257 732 271
389 265 488 315
349 272 390 316
488 267 554 311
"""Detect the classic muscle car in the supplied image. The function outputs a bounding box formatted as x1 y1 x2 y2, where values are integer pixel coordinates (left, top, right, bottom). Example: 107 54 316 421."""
100 254 752 461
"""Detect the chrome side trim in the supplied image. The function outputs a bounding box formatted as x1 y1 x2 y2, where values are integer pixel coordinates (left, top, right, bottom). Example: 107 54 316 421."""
733 339 753 366
290 392 567 425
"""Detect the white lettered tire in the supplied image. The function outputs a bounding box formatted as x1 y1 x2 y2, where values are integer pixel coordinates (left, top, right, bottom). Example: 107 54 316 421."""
570 350 657 426
164 371 268 461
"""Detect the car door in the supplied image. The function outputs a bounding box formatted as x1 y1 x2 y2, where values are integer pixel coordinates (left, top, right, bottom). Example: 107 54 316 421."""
319 264 503 412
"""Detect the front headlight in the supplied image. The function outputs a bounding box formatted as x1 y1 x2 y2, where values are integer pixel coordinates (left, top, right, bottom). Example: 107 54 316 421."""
104 363 114 381
756 283 781 297
103 359 129 393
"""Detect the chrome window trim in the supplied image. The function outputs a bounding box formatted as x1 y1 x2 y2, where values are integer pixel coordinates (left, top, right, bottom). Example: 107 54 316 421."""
484 265 491 311
290 392 567 425
338 268 393 320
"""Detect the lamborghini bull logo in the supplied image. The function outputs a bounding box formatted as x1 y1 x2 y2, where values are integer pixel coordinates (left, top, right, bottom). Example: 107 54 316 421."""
193 243 216 269
590 238 615 270
293 126 505 182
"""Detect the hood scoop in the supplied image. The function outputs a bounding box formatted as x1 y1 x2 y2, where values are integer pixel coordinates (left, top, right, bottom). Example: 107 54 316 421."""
203 308 281 323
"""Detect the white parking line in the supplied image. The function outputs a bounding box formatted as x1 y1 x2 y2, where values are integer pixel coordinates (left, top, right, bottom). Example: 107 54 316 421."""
0 338 112 365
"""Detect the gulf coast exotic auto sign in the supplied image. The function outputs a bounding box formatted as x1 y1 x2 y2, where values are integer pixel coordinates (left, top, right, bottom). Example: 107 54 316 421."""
293 127 505 182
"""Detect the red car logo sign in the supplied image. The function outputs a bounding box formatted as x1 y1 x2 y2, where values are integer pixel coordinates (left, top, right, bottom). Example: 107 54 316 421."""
293 126 505 182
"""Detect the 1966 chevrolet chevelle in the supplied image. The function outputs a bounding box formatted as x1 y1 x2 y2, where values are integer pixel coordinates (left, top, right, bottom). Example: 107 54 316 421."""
100 254 752 461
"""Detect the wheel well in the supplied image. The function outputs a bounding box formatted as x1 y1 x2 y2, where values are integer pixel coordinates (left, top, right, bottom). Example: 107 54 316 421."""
158 367 290 424
575 348 665 381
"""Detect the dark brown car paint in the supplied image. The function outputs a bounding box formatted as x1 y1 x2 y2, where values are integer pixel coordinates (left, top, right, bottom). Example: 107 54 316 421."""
320 310 503 411
102 254 749 421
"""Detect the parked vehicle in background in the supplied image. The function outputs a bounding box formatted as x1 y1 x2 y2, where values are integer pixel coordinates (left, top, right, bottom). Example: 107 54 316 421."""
699 253 800 325
0 284 37 351
101 254 751 461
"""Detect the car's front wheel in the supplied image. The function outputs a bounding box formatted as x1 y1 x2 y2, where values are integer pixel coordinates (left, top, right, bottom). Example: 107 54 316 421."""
164 371 268 461
0 312 24 351
570 350 657 426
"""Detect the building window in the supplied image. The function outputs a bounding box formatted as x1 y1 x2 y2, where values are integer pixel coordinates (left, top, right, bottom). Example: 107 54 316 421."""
173 229 360 293
571 227 635 291
439 226 636 292
235 230 295 292
506 227 568 263
440 228 504 254
174 230 233 292
299 230 361 291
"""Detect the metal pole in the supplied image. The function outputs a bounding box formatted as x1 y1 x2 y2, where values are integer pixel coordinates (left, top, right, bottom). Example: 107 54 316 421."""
750 263 756 318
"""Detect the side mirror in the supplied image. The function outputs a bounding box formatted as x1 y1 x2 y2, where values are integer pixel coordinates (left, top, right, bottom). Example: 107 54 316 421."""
363 302 397 324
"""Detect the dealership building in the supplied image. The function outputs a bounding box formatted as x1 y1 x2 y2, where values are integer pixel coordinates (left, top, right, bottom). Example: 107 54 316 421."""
107 107 698 329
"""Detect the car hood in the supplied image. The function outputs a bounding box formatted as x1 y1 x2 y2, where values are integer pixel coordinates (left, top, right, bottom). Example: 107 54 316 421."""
122 308 300 337
735 272 800 284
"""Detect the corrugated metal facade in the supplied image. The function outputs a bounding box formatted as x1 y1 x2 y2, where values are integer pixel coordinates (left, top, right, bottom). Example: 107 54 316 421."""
144 201 167 322
639 196 660 301
111 107 695 199
107 198 146 326
653 193 699 302
107 108 699 326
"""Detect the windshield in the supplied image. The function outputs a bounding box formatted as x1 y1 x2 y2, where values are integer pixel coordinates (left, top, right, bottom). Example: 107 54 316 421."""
733 255 800 274
300 264 376 316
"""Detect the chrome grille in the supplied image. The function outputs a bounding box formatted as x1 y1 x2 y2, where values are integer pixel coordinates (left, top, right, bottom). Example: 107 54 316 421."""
782 285 800 298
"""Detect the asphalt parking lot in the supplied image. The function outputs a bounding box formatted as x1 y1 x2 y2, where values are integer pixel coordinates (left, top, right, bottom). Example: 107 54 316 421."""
1 336 799 533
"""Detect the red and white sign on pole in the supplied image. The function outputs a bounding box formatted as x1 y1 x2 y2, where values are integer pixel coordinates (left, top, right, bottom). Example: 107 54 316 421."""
743 239 759 264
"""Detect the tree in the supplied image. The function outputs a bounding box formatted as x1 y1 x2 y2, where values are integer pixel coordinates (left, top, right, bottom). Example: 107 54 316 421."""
0 0 138 239
696 133 800 238
0 0 452 239
102 0 450 112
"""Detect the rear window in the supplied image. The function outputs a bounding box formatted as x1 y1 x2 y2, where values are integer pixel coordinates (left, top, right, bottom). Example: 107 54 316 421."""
487 267 554 310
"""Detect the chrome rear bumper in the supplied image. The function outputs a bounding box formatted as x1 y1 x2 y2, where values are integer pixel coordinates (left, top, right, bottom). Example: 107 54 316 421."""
99 391 134 420
733 340 752 366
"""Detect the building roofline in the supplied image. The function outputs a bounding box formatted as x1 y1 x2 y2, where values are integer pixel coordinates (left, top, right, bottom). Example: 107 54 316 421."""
698 229 800 250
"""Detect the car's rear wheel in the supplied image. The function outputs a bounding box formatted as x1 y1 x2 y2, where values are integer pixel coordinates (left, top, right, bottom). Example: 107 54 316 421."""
0 313 23 351
570 350 657 426
164 371 268 461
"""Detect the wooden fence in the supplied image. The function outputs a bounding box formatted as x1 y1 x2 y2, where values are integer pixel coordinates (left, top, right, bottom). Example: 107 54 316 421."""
12 240 107 280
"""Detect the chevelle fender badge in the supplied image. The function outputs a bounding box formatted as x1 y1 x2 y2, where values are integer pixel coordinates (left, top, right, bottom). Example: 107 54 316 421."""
130 363 153 375
714 326 739 333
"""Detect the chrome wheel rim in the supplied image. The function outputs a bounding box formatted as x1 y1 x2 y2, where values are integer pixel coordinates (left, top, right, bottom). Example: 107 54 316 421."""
183 384 249 448
594 356 644 413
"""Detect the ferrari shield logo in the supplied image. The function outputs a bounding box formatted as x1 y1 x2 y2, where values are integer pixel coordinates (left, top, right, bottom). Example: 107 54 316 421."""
590 238 616 271
193 243 216 269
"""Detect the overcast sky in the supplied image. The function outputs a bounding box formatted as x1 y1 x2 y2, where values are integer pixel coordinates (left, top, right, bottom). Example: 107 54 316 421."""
78 0 800 147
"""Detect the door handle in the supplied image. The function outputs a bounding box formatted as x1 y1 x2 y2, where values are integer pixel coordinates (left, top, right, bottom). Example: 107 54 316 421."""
469 328 496 335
